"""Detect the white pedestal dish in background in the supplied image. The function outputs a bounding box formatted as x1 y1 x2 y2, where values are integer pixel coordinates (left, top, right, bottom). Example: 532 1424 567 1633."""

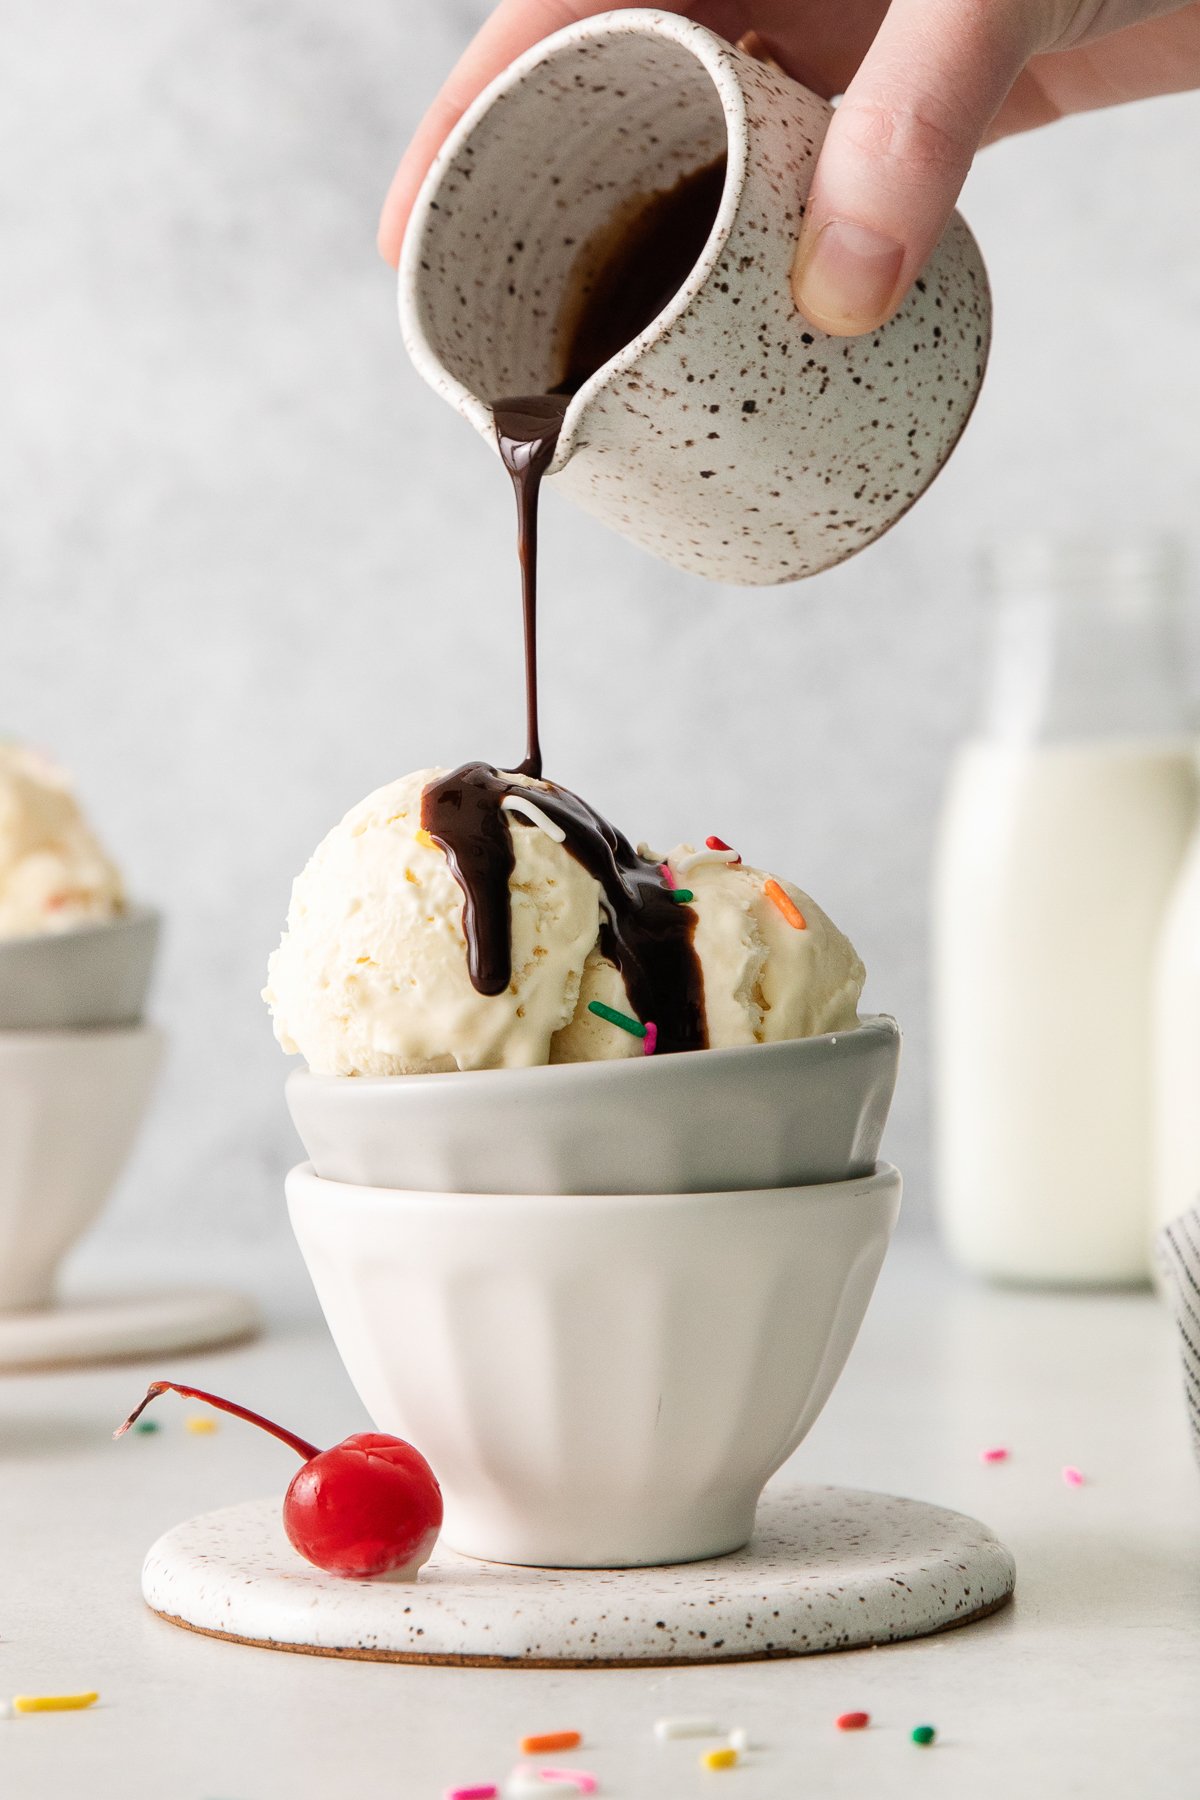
0 911 259 1366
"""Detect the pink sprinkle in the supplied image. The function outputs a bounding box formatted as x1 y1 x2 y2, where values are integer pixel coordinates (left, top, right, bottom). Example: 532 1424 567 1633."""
979 1446 1010 1464
540 1773 598 1796
659 863 676 888
445 1788 498 1800
1062 1466 1085 1487
643 1021 658 1057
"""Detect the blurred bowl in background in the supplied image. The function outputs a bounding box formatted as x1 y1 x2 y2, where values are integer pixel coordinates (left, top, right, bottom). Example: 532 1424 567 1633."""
0 905 160 1031
0 1024 164 1311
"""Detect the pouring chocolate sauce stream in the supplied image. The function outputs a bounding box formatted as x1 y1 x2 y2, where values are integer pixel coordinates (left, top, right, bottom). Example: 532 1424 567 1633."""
422 158 727 1052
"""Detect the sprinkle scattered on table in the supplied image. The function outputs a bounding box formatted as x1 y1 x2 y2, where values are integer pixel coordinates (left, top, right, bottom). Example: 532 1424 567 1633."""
728 1727 751 1752
520 1732 581 1756
836 1711 870 1730
185 1414 218 1434
702 1746 738 1771
979 1445 1009 1464
911 1724 937 1746
12 1692 99 1714
1062 1465 1085 1487
134 1418 161 1434
445 1786 498 1800
654 1717 722 1741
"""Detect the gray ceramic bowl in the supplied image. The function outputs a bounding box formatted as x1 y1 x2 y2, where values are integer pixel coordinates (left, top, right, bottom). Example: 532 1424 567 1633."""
286 1014 900 1196
0 906 160 1031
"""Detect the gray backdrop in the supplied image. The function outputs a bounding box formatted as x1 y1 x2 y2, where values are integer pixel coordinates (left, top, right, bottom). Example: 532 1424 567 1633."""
3 1 1198 1267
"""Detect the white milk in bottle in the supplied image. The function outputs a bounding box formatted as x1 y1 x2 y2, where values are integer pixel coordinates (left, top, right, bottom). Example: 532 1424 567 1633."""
934 540 1196 1284
1152 758 1200 1241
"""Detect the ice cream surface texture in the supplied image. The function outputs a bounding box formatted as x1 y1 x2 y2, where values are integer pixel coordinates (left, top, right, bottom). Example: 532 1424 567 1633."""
266 767 865 1077
0 744 125 938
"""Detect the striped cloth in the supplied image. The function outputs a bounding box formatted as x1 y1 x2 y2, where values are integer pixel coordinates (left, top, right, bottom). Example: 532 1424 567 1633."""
1158 1208 1200 1470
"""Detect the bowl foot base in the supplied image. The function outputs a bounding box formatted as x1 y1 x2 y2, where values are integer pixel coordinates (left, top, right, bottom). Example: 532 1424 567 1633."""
142 1483 1014 1666
0 1287 260 1371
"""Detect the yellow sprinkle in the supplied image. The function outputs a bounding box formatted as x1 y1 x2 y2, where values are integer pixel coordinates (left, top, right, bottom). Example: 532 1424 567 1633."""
13 1693 98 1714
405 869 419 884
702 1748 738 1771
416 828 437 851
184 1415 218 1434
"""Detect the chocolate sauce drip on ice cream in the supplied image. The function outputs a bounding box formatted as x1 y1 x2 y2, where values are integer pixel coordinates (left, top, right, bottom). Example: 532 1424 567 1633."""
492 155 727 780
421 762 706 1054
441 159 728 1048
493 396 570 782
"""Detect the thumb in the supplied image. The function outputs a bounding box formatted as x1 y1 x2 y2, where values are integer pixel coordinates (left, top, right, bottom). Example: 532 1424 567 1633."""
791 0 1033 335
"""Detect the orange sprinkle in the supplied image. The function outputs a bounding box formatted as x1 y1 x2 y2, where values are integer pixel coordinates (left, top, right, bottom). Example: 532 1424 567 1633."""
520 1732 582 1756
416 828 437 851
764 879 806 930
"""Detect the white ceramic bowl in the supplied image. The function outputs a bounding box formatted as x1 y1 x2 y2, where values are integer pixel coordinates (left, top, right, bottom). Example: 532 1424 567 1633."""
286 1160 901 1568
286 1015 900 1196
0 906 160 1031
0 1025 164 1311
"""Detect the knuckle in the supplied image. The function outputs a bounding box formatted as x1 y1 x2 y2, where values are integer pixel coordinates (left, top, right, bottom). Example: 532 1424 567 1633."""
834 94 975 180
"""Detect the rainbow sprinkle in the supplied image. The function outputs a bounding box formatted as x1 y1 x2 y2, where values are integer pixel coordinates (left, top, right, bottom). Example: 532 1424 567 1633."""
668 889 694 904
520 1733 581 1756
184 1415 218 1435
12 1693 98 1714
501 795 567 844
445 1787 497 1800
1062 1466 1085 1487
587 1001 647 1040
658 862 676 888
763 879 806 930
705 835 741 864
539 1772 597 1795
643 1022 658 1057
911 1725 937 1747
980 1446 1010 1464
416 827 438 851
702 1747 738 1771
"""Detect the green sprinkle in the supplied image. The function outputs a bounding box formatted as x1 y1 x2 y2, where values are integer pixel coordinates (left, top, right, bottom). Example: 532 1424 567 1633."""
134 1419 160 1434
587 1000 647 1038
669 889 694 903
911 1726 936 1746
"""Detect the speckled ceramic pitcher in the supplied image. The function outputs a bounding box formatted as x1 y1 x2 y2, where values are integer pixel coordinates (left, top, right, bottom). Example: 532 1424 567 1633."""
400 8 990 587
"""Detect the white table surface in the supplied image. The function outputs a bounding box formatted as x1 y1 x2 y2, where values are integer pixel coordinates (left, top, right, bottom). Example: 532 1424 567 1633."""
1 1236 1196 1800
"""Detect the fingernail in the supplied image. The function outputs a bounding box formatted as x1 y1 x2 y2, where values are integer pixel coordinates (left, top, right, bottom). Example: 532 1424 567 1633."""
793 220 905 333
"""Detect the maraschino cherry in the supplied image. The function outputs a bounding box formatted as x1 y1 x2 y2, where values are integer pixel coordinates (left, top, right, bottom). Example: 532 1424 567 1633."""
115 1381 442 1580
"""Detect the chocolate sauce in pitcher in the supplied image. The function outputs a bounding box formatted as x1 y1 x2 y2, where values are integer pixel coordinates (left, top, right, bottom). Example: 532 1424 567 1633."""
423 158 728 1050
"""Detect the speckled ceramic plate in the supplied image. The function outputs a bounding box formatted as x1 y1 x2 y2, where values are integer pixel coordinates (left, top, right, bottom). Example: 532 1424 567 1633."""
142 1483 1014 1666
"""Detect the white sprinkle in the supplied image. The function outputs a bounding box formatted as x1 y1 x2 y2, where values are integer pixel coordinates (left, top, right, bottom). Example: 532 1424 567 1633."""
728 1728 751 1754
501 795 566 843
505 1769 576 1798
672 848 739 875
654 1717 723 1742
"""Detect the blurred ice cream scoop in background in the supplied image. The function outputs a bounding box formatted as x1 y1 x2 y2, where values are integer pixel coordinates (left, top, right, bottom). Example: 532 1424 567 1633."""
0 743 125 938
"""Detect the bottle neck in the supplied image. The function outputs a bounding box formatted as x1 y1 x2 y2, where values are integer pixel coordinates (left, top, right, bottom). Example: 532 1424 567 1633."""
981 538 1191 745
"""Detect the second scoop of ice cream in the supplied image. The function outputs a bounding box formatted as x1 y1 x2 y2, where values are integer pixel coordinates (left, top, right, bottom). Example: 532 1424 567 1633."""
265 767 865 1076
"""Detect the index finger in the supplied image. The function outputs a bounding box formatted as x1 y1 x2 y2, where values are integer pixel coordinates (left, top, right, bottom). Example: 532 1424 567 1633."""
378 0 614 265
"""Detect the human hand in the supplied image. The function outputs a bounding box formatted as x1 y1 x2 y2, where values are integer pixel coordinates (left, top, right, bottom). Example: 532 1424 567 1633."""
379 1 1200 335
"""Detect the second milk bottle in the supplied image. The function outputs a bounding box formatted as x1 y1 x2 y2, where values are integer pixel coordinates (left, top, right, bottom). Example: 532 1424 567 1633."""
933 539 1196 1284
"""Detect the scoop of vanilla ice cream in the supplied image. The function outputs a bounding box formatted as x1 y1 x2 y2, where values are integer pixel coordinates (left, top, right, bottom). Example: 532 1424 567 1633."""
550 847 863 1063
264 769 605 1075
0 744 125 938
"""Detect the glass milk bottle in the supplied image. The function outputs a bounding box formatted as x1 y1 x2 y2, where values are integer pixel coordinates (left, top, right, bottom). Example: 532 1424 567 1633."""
933 540 1196 1284
1153 744 1200 1240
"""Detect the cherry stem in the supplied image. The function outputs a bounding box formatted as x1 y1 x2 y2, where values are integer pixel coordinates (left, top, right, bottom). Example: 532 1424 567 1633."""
113 1380 320 1462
